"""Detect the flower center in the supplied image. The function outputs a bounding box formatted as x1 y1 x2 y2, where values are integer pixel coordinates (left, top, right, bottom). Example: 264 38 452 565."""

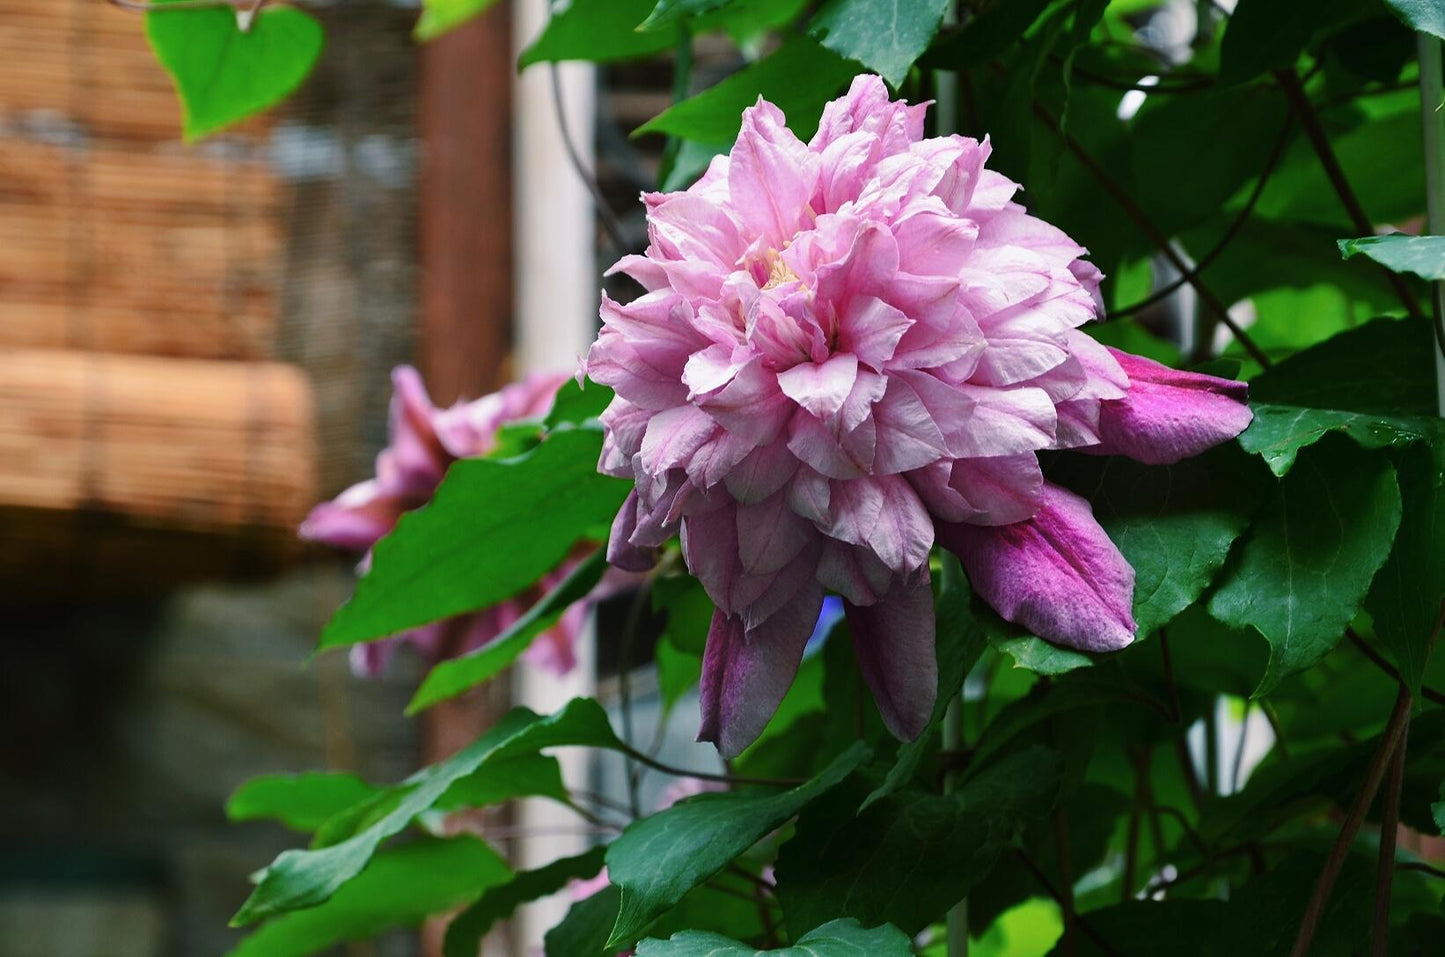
761 253 801 291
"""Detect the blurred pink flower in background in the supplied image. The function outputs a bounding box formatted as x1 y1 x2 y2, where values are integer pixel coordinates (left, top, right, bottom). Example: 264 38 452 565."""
300 366 590 678
586 75 1251 756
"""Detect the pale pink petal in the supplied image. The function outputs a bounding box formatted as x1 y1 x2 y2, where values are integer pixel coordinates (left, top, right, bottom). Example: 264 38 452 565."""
736 491 813 576
907 454 1042 526
939 482 1135 652
845 571 937 741
727 100 818 248
776 353 860 419
725 440 799 504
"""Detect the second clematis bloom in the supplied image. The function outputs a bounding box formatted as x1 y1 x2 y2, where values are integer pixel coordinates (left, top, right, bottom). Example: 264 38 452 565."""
585 75 1252 757
301 367 590 679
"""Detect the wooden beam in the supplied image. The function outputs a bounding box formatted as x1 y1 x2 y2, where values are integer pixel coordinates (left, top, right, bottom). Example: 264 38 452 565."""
417 4 514 405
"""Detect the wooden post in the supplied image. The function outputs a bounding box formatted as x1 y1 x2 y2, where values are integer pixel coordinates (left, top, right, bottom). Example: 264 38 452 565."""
417 2 514 406
416 7 516 956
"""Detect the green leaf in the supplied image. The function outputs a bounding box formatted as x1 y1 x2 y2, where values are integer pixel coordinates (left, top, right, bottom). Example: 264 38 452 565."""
438 754 570 810
604 742 870 948
415 0 504 41
1365 442 1445 696
226 772 377 833
232 699 622 926
1383 0 1445 39
808 0 951 87
1434 782 1445 835
635 37 857 143
639 0 739 30
1219 0 1370 86
980 595 1095 676
1239 318 1441 475
970 674 1140 770
407 548 609 713
145 4 323 142
545 885 622 957
228 837 510 957
444 847 606 957
775 748 1062 936
653 577 714 713
321 429 629 649
920 0 1054 68
519 0 677 68
636 918 914 956
1050 444 1267 638
546 378 615 431
1339 234 1445 281
1208 441 1402 695
1129 86 1290 236
862 573 986 809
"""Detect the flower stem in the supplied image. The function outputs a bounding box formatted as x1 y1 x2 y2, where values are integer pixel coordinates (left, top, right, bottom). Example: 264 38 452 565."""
1417 32 1445 416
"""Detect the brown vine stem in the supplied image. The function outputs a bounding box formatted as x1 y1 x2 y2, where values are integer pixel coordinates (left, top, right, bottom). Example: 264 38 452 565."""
615 741 803 789
1103 118 1294 323
1031 102 1273 367
1370 714 1409 957
1273 67 1425 320
1346 627 1445 708
1015 850 1123 957
1288 686 1412 957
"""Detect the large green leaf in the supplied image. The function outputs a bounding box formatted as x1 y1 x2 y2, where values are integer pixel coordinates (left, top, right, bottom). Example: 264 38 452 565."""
636 919 914 956
321 429 628 649
1239 318 1440 475
545 885 622 957
415 0 504 41
1219 0 1370 85
233 700 622 925
808 0 951 86
146 4 323 142
1384 0 1445 39
519 0 677 67
1129 86 1290 236
635 37 857 143
1050 444 1266 639
1209 441 1402 695
1339 235 1445 281
920 0 1053 68
407 548 609 713
775 748 1061 936
444 847 607 957
604 742 870 947
862 574 986 809
227 772 377 833
639 0 740 29
1365 442 1445 696
228 837 510 957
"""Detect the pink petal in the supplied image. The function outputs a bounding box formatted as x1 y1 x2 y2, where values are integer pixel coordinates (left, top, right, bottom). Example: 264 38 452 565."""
845 572 937 741
299 482 399 550
607 491 657 572
907 454 1043 526
1090 349 1253 465
829 474 934 574
938 482 1135 652
817 539 893 606
776 353 859 419
736 491 814 576
639 405 719 474
697 588 822 758
727 100 818 248
725 440 799 504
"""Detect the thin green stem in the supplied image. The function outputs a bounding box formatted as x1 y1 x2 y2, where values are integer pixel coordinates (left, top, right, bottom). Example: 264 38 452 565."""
1417 32 1445 414
1371 715 1408 957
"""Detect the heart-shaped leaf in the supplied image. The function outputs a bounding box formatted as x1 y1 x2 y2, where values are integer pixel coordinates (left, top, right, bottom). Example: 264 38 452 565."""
146 4 324 141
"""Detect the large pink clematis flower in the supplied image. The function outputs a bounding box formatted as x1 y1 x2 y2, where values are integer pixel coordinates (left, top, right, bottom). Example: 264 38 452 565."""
301 366 589 678
585 75 1252 756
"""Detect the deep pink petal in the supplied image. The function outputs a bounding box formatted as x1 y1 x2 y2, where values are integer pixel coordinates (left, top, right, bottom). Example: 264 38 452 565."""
939 482 1135 652
1090 349 1253 465
845 571 937 741
697 589 822 758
